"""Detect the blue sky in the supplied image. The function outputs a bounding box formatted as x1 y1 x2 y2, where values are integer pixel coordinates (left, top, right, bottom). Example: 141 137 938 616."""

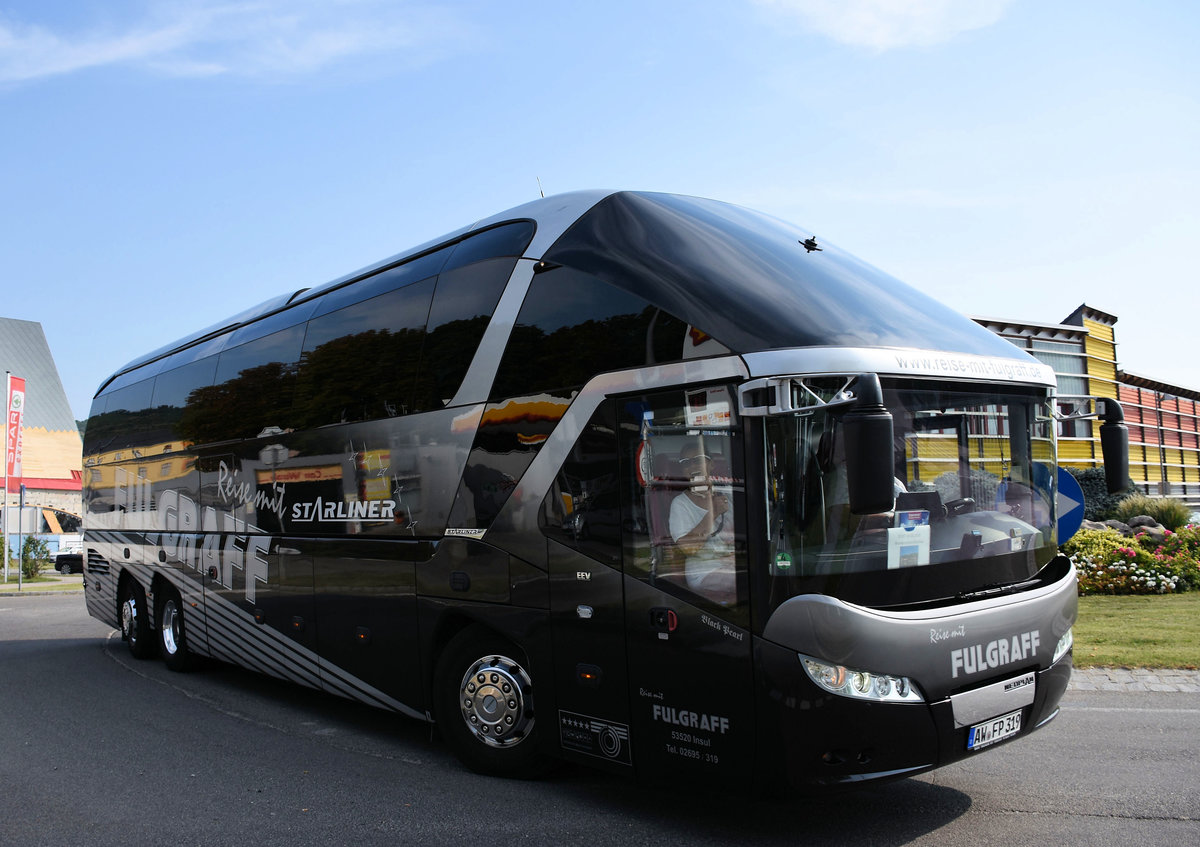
2 0 1198 421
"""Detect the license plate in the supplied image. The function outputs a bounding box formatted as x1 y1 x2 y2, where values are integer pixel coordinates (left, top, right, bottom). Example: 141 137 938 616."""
967 709 1023 751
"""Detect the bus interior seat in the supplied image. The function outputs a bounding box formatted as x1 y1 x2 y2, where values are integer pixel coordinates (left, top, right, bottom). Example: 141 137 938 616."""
645 452 689 581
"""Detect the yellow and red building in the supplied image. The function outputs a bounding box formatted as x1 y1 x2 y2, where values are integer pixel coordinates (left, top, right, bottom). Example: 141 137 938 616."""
977 304 1200 510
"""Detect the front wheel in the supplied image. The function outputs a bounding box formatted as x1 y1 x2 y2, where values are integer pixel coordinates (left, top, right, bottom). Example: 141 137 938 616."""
156 585 193 672
433 626 548 778
119 579 155 659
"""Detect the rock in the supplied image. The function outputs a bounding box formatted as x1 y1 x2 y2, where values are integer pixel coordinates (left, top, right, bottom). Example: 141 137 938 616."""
1102 519 1135 537
1127 515 1160 529
1136 525 1168 546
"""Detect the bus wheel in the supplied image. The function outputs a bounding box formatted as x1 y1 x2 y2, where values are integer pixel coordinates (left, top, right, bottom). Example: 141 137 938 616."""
434 626 547 777
157 585 193 672
119 580 155 660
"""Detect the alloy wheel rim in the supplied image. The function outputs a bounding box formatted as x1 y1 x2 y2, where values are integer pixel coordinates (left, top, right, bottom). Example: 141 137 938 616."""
458 654 533 748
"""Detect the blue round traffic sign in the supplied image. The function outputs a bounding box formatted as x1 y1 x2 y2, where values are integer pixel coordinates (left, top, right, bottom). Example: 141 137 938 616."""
1057 467 1086 544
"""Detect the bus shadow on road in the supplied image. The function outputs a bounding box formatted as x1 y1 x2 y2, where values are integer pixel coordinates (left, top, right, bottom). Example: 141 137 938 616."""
105 638 972 844
546 763 972 845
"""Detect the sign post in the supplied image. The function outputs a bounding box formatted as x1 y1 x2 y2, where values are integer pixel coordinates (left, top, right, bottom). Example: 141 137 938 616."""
4 373 26 583
16 484 24 591
3 372 8 582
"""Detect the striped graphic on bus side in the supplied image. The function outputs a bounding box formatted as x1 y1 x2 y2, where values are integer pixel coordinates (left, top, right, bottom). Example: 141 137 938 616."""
84 530 426 721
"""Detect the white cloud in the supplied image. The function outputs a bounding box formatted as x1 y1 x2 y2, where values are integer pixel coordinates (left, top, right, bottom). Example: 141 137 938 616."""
754 0 1015 49
0 0 469 83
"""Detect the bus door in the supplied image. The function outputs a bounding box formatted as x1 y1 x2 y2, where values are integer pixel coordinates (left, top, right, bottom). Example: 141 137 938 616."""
620 390 755 785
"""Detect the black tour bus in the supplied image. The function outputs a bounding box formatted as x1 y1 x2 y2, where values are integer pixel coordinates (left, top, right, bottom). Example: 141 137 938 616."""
81 191 1127 788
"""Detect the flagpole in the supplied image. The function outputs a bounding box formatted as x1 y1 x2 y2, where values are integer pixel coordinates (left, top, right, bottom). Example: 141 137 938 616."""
3 371 9 582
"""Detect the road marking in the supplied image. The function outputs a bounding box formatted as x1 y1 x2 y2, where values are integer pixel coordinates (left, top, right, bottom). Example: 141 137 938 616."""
1068 706 1200 714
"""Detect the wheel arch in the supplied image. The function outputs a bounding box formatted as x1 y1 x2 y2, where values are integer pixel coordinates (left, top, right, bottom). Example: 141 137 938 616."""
420 605 549 720
116 567 152 627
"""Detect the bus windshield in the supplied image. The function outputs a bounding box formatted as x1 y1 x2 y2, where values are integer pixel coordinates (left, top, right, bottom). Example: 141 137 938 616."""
761 380 1057 611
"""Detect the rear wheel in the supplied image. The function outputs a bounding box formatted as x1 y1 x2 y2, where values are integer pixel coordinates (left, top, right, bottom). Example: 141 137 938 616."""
433 626 548 777
119 579 155 659
156 585 193 672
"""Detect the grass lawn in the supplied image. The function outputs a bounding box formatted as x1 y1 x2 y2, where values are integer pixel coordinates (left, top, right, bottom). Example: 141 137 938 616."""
1074 593 1200 669
0 572 81 591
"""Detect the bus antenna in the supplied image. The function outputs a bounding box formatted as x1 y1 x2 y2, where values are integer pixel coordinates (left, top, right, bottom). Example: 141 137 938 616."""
537 177 545 199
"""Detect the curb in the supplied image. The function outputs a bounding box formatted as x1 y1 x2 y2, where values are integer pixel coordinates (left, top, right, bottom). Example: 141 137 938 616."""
1068 666 1200 694
0 587 85 597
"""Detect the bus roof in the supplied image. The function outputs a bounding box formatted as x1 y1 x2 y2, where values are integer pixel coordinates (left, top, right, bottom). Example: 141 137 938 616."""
97 190 1039 394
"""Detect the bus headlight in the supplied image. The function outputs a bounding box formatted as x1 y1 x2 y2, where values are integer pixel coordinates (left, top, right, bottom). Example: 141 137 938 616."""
1052 628 1073 664
800 654 924 704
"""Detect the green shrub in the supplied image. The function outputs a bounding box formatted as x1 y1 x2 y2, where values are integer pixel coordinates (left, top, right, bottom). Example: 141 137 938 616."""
19 536 51 580
1113 493 1193 531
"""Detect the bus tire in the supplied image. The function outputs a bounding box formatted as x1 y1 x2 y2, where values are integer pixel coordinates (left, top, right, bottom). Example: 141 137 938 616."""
119 579 155 660
156 585 193 672
434 626 548 778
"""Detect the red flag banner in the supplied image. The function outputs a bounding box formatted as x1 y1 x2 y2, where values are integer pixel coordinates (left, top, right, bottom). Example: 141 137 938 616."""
6 376 24 486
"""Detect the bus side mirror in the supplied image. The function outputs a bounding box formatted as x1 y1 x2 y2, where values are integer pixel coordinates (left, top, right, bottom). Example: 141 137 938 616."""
843 374 896 515
1099 398 1129 495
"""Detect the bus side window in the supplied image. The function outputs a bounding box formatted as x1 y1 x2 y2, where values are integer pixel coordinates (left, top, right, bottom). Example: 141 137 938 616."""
152 357 218 445
490 267 694 402
87 377 155 452
540 402 620 567
295 278 434 426
190 324 306 441
414 257 516 411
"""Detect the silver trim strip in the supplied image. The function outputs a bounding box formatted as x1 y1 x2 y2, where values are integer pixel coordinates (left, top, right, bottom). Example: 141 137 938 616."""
743 347 1057 388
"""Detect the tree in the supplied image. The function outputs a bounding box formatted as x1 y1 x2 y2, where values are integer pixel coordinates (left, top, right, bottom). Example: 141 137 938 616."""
20 536 51 580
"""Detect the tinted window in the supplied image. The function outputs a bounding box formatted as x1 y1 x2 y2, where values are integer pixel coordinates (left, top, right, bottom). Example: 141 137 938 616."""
443 221 535 272
413 257 516 410
214 325 305 386
310 248 450 318
490 267 697 400
85 378 157 452
150 358 219 443
541 401 620 566
225 299 319 347
101 360 165 393
293 278 435 427
544 192 1027 359
180 325 306 442
152 358 218 411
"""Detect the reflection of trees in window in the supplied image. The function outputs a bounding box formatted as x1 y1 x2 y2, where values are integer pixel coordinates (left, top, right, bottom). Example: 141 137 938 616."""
412 258 515 410
292 328 424 427
179 361 298 443
492 306 692 400
411 316 492 410
84 404 180 452
84 379 170 453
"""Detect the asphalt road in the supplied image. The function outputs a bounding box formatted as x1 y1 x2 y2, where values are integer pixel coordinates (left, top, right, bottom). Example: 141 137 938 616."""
1 593 1196 847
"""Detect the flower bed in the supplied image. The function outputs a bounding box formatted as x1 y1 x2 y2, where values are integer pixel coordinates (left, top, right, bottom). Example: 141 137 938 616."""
1062 525 1200 595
